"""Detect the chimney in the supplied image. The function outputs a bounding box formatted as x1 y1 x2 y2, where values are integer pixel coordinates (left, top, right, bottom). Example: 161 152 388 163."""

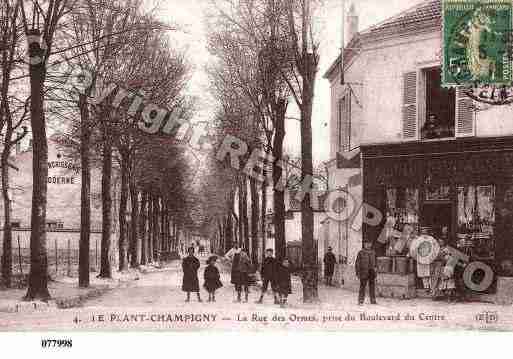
347 3 359 43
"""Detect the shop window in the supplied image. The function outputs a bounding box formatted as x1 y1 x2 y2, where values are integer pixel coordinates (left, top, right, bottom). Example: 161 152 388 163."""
421 67 456 140
425 184 451 201
385 187 420 255
457 185 495 259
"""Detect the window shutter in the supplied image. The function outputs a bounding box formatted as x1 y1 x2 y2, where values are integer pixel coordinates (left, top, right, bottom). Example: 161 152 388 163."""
402 72 418 140
338 94 351 152
455 87 475 137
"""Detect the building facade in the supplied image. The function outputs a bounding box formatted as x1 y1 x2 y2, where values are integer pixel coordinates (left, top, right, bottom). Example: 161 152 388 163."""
324 0 513 292
0 134 120 257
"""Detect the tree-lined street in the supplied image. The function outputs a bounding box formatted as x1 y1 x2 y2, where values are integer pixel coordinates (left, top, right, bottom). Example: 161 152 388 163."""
1 258 512 331
0 0 327 304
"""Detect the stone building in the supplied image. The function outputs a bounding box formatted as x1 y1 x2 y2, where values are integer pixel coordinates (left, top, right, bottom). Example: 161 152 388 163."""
323 0 513 299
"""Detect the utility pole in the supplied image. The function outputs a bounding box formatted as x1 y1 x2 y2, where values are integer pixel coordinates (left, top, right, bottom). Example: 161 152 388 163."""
340 0 346 85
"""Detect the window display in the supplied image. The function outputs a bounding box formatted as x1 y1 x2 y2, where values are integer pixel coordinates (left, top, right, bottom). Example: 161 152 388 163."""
457 185 495 259
385 187 420 255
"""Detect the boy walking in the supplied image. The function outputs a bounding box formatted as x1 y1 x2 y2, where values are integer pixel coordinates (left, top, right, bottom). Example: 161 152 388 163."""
355 240 377 305
256 249 279 304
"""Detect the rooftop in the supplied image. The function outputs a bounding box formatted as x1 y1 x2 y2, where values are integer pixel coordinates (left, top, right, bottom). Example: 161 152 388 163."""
324 0 441 79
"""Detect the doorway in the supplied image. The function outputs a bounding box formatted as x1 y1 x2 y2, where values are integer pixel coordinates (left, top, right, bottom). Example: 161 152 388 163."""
421 202 452 238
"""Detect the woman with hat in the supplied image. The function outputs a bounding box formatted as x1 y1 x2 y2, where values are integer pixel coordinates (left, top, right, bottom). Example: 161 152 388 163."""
182 247 202 302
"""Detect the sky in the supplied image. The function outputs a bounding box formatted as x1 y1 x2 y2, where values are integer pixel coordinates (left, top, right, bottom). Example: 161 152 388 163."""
159 0 426 164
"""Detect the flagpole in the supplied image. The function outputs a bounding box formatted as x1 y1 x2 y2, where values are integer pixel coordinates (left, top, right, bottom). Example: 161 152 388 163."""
340 0 346 85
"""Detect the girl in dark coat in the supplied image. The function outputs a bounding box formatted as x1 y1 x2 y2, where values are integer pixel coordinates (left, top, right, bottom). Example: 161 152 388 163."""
276 258 292 308
182 247 202 302
204 256 223 302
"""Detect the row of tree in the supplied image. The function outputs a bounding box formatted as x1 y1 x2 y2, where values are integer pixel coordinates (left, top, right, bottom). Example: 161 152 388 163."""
0 0 199 300
204 0 323 302
0 0 325 303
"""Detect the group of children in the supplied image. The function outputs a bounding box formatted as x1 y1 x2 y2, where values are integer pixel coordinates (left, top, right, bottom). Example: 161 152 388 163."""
181 247 292 307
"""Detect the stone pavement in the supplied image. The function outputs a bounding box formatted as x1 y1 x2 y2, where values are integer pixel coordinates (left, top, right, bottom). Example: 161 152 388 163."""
1 257 513 331
0 261 176 314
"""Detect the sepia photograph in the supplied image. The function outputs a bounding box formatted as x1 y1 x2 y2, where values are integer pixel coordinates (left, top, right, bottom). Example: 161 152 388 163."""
0 0 513 349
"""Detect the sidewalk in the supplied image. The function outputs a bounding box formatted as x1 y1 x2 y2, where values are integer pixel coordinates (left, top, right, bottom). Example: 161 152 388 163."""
0 261 180 314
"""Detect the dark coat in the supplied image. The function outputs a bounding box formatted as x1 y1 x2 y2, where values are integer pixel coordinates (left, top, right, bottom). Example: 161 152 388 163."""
182 255 200 292
203 264 223 292
231 252 251 285
323 252 337 276
276 264 292 295
355 248 377 280
261 257 278 280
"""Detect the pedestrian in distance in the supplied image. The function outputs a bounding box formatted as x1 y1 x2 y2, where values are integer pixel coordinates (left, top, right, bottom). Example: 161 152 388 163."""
182 247 202 303
323 246 337 286
225 245 252 303
256 248 279 304
276 258 292 308
204 256 223 302
355 239 377 305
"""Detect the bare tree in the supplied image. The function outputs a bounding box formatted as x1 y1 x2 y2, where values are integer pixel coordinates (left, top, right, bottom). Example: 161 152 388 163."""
282 0 321 302
0 0 29 288
18 0 74 301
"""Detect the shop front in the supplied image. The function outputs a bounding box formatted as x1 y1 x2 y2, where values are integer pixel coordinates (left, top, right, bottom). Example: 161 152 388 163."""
361 136 513 300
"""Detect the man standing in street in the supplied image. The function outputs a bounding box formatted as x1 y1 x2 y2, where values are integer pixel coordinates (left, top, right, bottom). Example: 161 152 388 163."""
323 247 337 286
256 248 279 304
355 239 377 305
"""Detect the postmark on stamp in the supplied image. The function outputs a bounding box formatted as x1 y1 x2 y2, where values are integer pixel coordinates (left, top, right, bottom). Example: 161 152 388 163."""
442 0 513 87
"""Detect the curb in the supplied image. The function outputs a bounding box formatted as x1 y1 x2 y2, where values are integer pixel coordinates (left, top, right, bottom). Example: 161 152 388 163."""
0 300 57 314
0 263 181 314
53 286 111 309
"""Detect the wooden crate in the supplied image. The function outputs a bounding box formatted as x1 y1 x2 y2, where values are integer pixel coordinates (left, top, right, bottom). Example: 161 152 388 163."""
376 273 416 286
377 284 417 299
376 273 416 299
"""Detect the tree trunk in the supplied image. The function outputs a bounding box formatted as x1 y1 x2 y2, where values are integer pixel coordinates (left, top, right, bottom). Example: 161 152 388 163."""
99 136 112 278
160 200 166 253
242 178 249 253
25 30 50 301
173 221 178 252
260 179 267 265
118 152 129 271
218 219 224 255
147 194 154 263
273 99 287 260
79 94 91 288
225 214 232 253
300 53 319 303
153 196 159 260
250 178 259 265
1 144 12 288
238 178 244 248
129 179 139 268
140 192 148 265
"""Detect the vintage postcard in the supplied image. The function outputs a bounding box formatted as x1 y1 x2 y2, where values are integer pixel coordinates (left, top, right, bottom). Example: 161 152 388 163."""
2 0 513 342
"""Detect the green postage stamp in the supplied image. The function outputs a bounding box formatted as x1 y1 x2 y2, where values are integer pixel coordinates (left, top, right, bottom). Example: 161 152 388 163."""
443 0 513 87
